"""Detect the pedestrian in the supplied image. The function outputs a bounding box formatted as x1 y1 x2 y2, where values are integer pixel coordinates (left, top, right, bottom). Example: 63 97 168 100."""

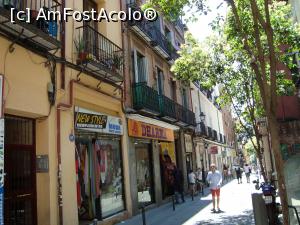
188 169 196 197
196 168 204 195
223 164 228 183
207 164 222 213
235 166 242 184
173 168 185 203
243 163 251 183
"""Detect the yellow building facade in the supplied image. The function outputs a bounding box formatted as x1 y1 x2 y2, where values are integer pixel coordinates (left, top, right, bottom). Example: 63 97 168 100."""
0 0 131 225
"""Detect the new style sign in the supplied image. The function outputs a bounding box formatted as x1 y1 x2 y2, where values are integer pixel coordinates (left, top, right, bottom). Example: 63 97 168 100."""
128 119 174 142
75 107 123 135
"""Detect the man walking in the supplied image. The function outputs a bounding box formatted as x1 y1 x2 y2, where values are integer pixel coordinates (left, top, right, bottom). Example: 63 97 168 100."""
207 164 222 213
244 164 251 183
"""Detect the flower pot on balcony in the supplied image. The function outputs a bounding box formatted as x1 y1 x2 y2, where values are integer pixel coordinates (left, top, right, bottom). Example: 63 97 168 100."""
76 52 88 64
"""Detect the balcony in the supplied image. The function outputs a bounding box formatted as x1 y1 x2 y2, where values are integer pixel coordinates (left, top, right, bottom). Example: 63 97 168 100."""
213 130 218 141
174 18 185 33
196 122 207 136
127 3 171 60
159 95 177 122
127 3 156 43
132 82 196 127
219 133 223 143
167 45 180 64
75 25 123 83
207 126 213 139
132 82 160 115
0 0 61 51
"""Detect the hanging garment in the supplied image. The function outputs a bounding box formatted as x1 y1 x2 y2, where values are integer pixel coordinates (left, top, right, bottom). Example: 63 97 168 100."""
75 146 81 208
94 141 101 197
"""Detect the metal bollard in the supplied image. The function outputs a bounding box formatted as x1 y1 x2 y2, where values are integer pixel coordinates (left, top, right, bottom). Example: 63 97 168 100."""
172 195 175 211
192 189 194 201
93 219 98 225
141 206 146 225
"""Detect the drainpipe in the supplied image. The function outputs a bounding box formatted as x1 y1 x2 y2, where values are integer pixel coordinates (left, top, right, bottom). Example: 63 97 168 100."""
57 0 66 223
60 0 66 90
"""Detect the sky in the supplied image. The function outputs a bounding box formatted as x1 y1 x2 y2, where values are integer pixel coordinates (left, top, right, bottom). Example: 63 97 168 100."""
184 0 228 41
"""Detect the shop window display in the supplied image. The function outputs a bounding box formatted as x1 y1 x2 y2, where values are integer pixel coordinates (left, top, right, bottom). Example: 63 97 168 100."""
75 136 124 221
160 142 177 198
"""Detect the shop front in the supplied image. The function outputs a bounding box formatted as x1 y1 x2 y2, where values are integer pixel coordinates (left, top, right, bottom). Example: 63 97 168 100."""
127 118 176 209
74 107 125 221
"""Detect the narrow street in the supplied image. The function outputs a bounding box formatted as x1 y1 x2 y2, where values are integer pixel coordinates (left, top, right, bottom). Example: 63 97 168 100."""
117 175 256 225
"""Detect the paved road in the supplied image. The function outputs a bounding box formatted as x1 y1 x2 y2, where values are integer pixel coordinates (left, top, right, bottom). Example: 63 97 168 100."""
117 175 256 225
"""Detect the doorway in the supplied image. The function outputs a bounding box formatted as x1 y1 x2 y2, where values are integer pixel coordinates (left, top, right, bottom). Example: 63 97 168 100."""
4 116 36 225
135 143 154 207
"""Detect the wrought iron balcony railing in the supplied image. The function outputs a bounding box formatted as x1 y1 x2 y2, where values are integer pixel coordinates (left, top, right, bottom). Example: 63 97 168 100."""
213 129 218 141
207 126 213 139
219 133 223 143
185 108 196 126
0 0 61 50
133 82 160 115
159 95 177 122
132 82 196 126
75 25 124 82
174 18 185 33
127 3 171 59
196 122 207 136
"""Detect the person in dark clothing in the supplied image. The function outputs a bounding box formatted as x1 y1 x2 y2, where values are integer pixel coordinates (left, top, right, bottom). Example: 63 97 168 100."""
235 167 242 184
173 168 185 203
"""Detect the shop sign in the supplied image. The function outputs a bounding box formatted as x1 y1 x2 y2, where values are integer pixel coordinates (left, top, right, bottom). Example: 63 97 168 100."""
75 107 123 135
185 134 193 153
128 119 174 141
160 142 176 165
0 119 4 225
209 145 218 154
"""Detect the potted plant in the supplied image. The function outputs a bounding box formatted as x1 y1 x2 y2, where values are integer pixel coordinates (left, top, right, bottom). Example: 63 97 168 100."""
74 37 87 64
112 53 123 72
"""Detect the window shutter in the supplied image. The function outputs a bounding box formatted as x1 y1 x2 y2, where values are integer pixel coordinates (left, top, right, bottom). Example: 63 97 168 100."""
133 49 138 83
143 57 148 84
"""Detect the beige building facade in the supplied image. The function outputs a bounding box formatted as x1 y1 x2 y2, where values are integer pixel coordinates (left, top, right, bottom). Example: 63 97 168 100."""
0 0 132 225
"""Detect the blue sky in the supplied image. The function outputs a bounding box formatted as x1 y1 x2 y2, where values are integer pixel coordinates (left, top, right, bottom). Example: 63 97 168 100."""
185 0 228 41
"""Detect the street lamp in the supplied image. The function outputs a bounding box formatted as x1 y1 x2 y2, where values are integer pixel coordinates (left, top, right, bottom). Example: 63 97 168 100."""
200 112 206 122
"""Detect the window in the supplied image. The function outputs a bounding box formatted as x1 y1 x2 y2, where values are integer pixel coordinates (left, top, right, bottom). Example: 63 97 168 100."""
170 80 177 101
182 88 189 108
156 67 164 95
133 50 148 83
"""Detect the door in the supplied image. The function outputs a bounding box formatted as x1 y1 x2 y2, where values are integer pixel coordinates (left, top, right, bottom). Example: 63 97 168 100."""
4 116 36 225
83 0 98 59
135 143 154 207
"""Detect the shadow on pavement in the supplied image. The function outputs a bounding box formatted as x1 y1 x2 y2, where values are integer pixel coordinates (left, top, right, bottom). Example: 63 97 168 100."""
195 209 254 225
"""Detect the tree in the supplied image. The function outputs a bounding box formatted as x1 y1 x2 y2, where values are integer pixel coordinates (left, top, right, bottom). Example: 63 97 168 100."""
173 32 272 181
147 0 300 223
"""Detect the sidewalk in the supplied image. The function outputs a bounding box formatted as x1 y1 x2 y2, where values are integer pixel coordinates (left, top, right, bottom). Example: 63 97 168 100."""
117 175 256 225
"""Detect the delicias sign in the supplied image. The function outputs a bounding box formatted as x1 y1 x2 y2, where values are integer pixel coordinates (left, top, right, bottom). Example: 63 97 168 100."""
128 119 174 142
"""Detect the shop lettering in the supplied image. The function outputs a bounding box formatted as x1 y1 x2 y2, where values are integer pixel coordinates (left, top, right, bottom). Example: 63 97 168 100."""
76 112 107 127
141 125 167 139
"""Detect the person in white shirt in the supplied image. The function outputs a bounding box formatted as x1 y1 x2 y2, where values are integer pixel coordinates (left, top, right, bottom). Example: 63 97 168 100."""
188 170 196 196
206 164 223 213
244 164 251 183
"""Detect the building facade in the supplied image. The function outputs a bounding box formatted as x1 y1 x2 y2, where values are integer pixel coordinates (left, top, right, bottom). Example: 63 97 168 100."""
0 0 132 225
191 82 234 176
122 0 196 217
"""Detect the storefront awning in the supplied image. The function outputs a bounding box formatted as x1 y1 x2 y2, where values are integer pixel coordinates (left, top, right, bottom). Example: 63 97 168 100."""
126 114 180 131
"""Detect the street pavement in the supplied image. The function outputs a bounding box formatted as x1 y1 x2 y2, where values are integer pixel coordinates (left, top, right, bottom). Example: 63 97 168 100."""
117 175 257 225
